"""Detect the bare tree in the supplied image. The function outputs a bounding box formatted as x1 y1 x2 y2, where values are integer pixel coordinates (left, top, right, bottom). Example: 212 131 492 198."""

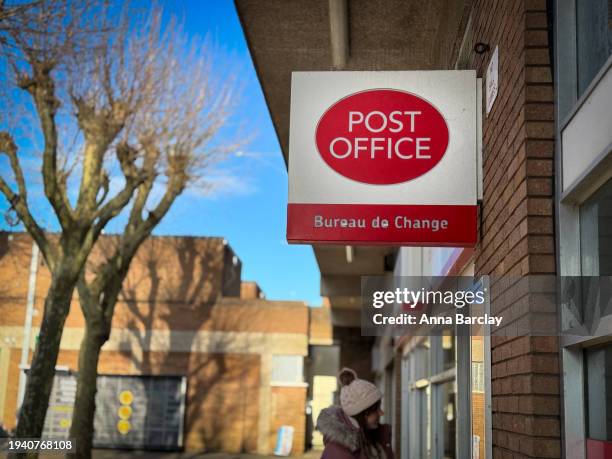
0 1 233 453
68 24 232 459
0 0 39 36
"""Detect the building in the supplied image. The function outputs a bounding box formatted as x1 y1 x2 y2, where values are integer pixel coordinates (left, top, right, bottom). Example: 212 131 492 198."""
236 0 612 458
0 232 316 455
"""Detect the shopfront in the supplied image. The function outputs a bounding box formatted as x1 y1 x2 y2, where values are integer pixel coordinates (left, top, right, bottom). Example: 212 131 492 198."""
393 247 491 459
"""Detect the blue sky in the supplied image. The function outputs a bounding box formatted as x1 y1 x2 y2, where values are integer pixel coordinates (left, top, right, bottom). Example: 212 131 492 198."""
0 0 322 306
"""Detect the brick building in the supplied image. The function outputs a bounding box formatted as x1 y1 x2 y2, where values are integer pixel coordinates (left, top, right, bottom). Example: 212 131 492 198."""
0 232 317 455
236 0 612 458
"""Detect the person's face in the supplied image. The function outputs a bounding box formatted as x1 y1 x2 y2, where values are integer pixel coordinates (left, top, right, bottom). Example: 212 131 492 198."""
365 406 384 429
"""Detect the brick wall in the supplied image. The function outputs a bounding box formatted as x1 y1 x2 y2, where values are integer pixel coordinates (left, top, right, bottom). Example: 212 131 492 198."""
241 281 263 299
0 233 309 335
269 386 308 455
0 232 229 329
2 348 262 452
468 0 560 457
0 233 309 454
309 305 333 345
180 352 261 453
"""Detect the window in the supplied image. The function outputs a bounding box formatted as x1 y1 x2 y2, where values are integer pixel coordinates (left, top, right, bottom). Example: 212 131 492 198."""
271 355 304 384
384 363 395 427
578 179 612 330
580 178 612 276
403 339 431 459
557 0 612 121
442 330 455 371
576 0 612 96
585 342 612 442
401 277 490 459
441 380 457 459
404 334 459 459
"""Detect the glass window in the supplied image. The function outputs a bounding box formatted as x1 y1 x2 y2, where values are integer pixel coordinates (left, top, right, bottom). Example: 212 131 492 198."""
409 335 459 459
419 386 430 458
585 342 612 441
384 364 394 425
443 330 456 371
271 355 303 383
576 0 612 96
441 380 457 459
580 178 612 276
405 340 431 459
415 338 430 380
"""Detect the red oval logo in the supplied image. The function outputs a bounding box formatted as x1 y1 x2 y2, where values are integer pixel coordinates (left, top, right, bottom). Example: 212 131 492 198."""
315 89 449 185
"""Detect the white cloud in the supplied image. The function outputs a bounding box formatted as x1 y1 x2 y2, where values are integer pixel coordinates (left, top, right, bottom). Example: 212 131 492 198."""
195 168 258 199
185 148 285 200
233 149 286 176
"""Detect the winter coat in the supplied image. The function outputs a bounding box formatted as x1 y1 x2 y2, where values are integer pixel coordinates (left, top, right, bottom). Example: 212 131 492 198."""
316 406 395 459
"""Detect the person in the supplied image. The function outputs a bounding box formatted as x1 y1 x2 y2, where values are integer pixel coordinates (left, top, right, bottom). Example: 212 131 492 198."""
316 367 395 459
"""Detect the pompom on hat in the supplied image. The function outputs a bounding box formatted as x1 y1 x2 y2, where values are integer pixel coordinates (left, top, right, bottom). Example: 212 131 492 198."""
337 367 382 417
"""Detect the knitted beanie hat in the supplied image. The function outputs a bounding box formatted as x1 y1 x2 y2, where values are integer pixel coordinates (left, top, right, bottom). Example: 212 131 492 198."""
338 367 382 417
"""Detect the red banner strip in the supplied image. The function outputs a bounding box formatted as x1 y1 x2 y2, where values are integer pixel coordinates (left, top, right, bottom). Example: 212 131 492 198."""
586 439 612 459
287 203 478 246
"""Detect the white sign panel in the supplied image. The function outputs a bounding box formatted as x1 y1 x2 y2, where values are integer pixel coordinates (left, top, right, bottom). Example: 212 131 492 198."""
486 46 499 115
287 71 479 246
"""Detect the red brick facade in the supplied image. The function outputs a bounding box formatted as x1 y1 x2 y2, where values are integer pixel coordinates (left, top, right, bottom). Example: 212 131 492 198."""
270 386 308 454
0 232 310 455
468 1 560 457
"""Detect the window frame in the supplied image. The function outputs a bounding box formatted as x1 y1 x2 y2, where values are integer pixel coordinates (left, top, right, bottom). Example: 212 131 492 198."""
555 2 612 457
270 354 306 386
401 329 476 459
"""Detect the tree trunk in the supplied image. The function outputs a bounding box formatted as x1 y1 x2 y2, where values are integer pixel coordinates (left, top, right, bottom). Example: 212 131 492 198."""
9 274 75 459
68 321 107 459
69 262 131 458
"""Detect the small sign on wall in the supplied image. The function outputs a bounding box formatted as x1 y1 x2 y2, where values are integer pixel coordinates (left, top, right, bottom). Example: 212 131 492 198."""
486 46 499 115
274 426 294 456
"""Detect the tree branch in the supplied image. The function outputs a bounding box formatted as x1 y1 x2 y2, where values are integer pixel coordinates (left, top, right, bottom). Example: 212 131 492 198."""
140 168 185 235
0 177 56 269
90 142 142 237
76 271 104 324
126 141 159 227
96 171 110 206
0 132 26 198
87 161 187 323
25 60 75 229
0 131 57 267
74 142 144 273
71 97 128 217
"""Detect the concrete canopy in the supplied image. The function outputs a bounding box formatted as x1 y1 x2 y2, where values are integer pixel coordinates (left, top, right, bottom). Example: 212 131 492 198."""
235 0 472 163
235 0 471 309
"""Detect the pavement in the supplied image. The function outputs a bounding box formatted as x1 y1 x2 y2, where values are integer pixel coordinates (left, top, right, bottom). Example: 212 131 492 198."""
0 446 322 458
91 449 322 459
